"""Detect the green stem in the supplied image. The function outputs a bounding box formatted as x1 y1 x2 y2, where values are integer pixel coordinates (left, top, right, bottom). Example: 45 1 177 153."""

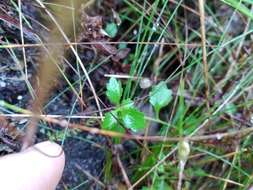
0 100 29 114
155 108 160 120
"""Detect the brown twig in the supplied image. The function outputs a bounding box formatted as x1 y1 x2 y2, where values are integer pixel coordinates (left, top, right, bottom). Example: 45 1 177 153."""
116 151 132 188
18 110 253 143
198 0 210 109
75 163 105 188
0 41 219 49
1 97 252 143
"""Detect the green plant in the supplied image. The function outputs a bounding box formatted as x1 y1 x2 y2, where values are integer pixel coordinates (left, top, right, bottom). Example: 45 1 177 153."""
102 77 145 143
104 22 118 38
149 81 172 119
102 78 173 143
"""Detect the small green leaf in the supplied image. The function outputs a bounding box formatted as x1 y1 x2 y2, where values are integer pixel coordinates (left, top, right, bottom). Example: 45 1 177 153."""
149 81 172 116
194 168 208 177
153 179 172 190
102 111 118 130
102 111 125 144
105 22 118 38
106 78 123 105
118 42 127 49
120 98 134 109
121 108 145 132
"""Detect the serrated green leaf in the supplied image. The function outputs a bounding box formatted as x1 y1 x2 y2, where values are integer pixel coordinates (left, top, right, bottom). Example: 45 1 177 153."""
121 108 145 132
102 111 125 144
106 78 123 105
105 22 118 38
149 81 172 115
120 98 134 110
102 111 118 130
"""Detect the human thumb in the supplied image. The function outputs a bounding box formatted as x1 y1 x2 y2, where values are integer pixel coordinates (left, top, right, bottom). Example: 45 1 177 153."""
0 141 65 190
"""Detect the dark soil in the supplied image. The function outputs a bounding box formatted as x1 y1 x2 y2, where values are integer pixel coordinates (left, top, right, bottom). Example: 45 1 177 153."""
57 136 106 190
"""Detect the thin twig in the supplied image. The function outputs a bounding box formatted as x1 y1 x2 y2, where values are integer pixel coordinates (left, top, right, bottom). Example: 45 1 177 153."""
177 160 186 190
0 113 101 119
0 41 218 49
116 151 132 188
75 163 106 188
198 0 210 109
207 173 244 187
104 74 140 79
18 0 28 79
